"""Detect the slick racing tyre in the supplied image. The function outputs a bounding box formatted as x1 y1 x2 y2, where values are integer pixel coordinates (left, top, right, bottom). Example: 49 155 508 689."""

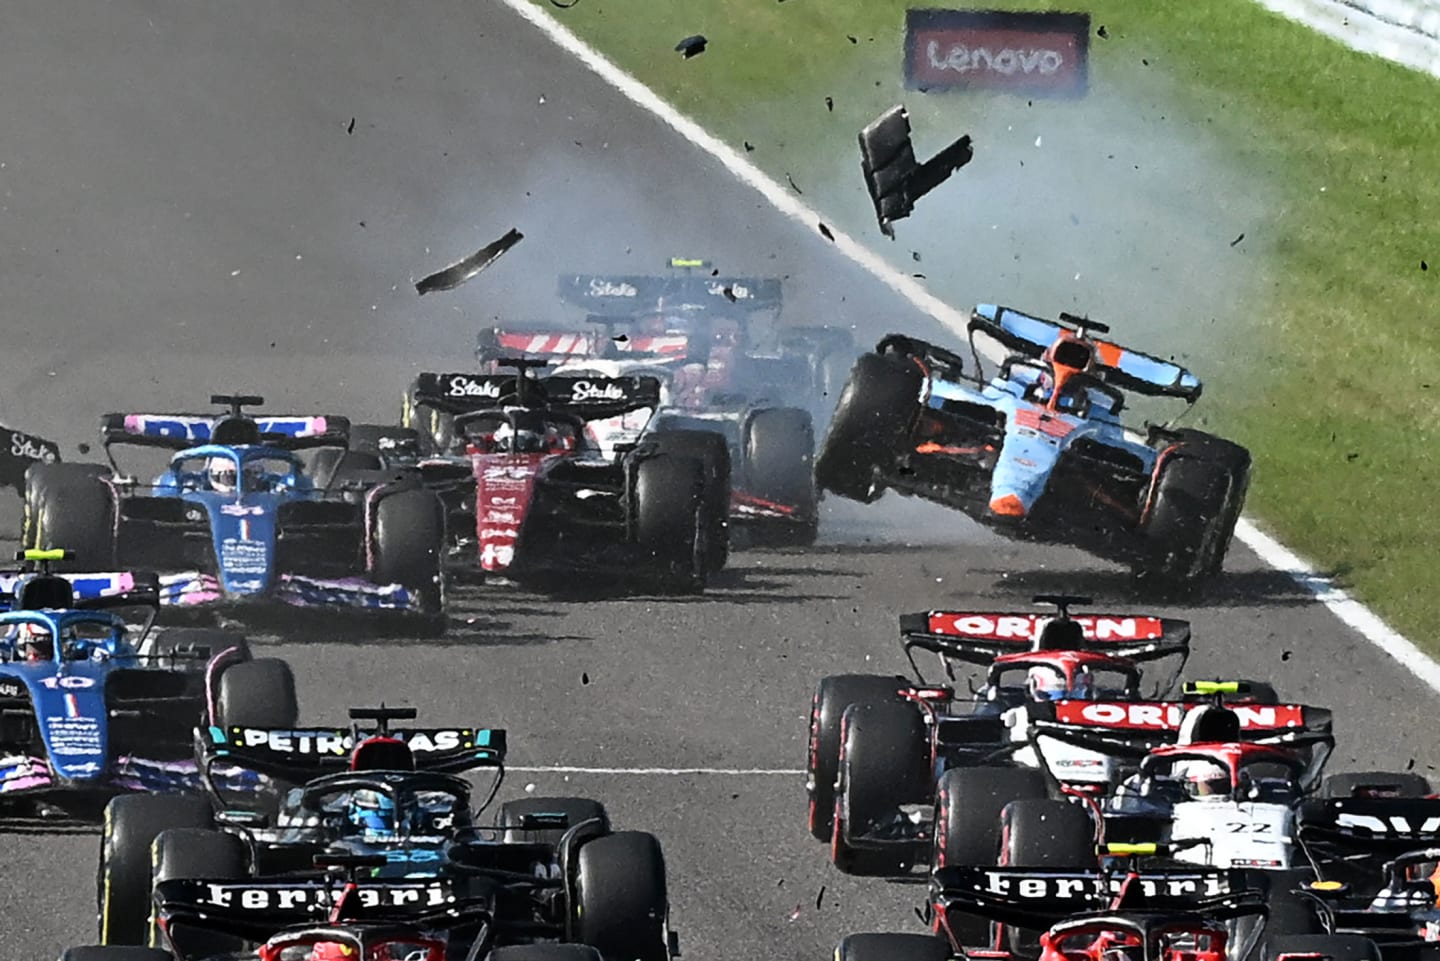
814 352 921 504
634 454 708 594
149 828 246 953
1142 434 1251 584
97 795 214 945
649 429 731 574
807 675 908 842
1264 935 1382 961
498 796 611 849
932 767 1049 945
1322 770 1432 798
831 700 930 876
23 462 115 570
372 486 446 631
60 950 174 961
743 407 818 547
490 948 603 961
999 799 1095 955
214 658 298 729
574 831 671 961
836 934 951 961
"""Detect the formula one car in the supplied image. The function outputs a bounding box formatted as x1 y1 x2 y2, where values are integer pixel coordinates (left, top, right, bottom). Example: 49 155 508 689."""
806 595 1197 874
401 362 730 592
0 420 61 496
815 306 1252 584
833 854 1274 961
0 549 292 826
96 707 674 961
24 395 447 632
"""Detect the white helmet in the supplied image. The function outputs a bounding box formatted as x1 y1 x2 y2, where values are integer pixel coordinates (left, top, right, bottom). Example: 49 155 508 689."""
207 457 238 492
1025 664 1094 701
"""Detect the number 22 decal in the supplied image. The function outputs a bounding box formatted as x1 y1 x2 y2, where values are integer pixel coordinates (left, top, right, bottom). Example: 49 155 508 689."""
1223 821 1271 833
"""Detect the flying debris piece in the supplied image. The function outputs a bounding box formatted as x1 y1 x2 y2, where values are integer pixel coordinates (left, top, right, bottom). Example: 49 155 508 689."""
744 141 756 152
346 117 356 134
818 222 835 241
675 35 708 58
415 228 524 295
858 104 973 238
786 172 804 194
1097 24 1109 38
825 96 834 112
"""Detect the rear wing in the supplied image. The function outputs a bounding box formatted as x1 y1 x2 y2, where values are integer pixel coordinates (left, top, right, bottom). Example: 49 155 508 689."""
1298 797 1440 854
929 865 1260 930
475 324 691 364
901 611 1191 666
556 273 783 315
196 724 505 782
154 876 480 942
969 304 1202 402
101 413 350 451
409 371 662 420
0 569 160 614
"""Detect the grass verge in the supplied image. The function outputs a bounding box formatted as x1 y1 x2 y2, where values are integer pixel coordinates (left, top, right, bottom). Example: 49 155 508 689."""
525 0 1440 641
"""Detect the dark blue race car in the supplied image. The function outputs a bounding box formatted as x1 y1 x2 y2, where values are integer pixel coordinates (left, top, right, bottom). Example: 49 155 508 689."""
23 395 447 632
815 306 1252 584
0 549 288 825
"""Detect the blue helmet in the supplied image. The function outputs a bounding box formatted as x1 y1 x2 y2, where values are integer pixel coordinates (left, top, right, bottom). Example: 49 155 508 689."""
347 789 398 839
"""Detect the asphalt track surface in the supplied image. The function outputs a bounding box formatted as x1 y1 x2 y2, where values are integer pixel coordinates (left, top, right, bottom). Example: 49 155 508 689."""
0 2 1433 958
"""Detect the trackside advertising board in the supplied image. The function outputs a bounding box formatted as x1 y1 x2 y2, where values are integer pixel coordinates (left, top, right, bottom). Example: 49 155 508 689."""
904 9 1090 97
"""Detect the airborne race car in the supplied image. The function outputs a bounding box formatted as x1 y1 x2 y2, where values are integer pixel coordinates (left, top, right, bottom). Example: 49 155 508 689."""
24 395 446 632
807 595 1196 875
815 306 1252 585
400 364 730 593
0 551 292 826
94 707 674 961
463 268 842 545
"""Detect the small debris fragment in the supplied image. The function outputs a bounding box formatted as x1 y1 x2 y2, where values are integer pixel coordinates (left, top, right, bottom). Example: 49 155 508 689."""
825 96 834 112
524 783 536 793
675 35 707 58
1281 650 1292 661
346 117 356 134
1097 24 1109 38
788 905 802 922
818 222 835 241
847 34 858 43
1035 135 1042 147
1423 260 1429 271
1408 758 1417 770
786 172 803 194
722 285 738 302
744 141 755 152
1230 233 1245 247
415 228 524 295
816 885 827 910
581 672 590 685
912 251 922 262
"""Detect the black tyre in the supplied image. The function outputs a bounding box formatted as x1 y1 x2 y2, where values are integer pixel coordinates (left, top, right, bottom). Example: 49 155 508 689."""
498 796 610 848
649 429 731 574
402 381 455 457
150 828 247 953
574 831 670 961
1143 436 1251 583
61 949 174 961
1167 430 1252 576
23 462 115 570
999 799 1095 955
1322 771 1432 798
372 486 446 627
1264 935 1382 961
806 674 908 842
97 794 214 944
743 407 818 547
932 767 1050 945
814 352 922 503
490 947 603 961
836 933 951 961
215 657 298 729
634 454 706 594
832 701 930 876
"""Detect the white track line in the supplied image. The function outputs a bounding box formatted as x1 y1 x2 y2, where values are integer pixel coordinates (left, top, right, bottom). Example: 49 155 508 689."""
508 766 803 776
499 0 1440 695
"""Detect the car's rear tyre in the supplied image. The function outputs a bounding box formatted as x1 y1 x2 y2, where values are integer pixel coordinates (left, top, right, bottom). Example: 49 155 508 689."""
807 674 908 842
999 799 1095 954
1264 935 1382 961
648 429 731 574
60 949 174 961
634 454 707 594
743 407 818 547
97 794 214 945
1322 770 1432 798
214 657 298 729
835 933 951 961
23 462 115 570
814 353 921 503
498 796 610 849
832 701 930 876
372 486 446 632
932 767 1050 945
574 831 670 961
149 828 247 953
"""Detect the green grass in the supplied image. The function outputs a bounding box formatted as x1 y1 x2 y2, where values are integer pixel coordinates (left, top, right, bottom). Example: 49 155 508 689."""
529 0 1440 639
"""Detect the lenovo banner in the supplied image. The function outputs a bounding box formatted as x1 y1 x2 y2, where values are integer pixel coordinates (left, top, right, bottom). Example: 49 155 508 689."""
905 9 1090 97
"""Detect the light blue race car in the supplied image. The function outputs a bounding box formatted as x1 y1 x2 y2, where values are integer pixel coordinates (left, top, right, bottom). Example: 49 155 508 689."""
22 395 447 633
0 549 282 825
815 305 1251 585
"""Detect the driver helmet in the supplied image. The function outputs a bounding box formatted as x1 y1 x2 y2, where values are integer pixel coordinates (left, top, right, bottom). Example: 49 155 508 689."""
1026 664 1094 701
347 789 399 840
1174 758 1231 798
208 457 265 493
490 422 543 454
543 425 574 453
15 622 53 662
307 943 357 961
